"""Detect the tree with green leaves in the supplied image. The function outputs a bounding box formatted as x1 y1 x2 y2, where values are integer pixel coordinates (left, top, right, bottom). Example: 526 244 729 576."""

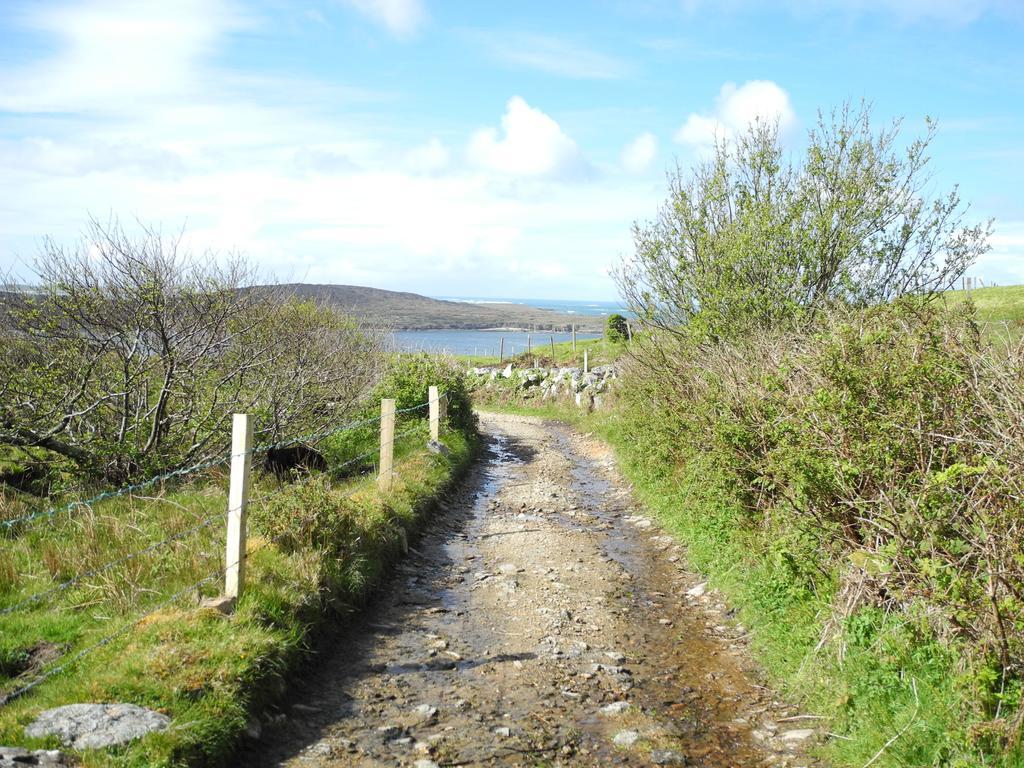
616 102 991 342
605 313 629 342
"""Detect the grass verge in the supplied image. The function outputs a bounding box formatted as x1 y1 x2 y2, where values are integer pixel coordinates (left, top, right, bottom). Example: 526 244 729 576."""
0 423 477 766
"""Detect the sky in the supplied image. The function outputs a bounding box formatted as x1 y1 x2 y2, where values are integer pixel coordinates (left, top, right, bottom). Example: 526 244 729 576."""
0 1 1022 301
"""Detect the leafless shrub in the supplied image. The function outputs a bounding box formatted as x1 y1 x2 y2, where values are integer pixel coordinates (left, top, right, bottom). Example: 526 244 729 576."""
0 216 383 484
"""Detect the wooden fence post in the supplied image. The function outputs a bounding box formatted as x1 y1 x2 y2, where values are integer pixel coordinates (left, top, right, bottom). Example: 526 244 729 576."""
499 337 504 363
572 325 577 352
584 349 589 374
527 334 532 357
378 399 396 491
224 413 252 600
429 386 440 442
549 335 555 358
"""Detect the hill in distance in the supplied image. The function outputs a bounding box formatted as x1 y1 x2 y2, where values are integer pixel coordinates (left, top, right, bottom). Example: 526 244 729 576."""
276 283 606 331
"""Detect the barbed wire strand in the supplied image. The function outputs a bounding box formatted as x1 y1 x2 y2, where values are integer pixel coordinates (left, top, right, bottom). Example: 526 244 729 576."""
1 399 435 532
0 455 234 531
0 513 222 617
0 417 452 708
0 478 380 706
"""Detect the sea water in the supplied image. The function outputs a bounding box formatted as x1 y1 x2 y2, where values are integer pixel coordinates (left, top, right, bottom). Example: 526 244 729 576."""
391 329 602 356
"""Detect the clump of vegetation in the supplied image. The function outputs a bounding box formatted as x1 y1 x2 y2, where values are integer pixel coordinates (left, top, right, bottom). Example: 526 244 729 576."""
372 352 476 432
0 216 382 489
617 102 991 342
603 103 1017 766
604 313 629 342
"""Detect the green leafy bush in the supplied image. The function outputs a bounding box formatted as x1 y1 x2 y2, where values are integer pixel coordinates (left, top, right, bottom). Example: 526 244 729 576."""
614 300 1024 765
605 313 629 342
373 352 476 432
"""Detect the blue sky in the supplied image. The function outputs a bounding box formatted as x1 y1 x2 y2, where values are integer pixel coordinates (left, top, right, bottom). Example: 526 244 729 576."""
1 0 1022 300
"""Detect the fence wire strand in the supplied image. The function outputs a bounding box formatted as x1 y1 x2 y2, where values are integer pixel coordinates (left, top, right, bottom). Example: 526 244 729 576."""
0 394 444 705
1 399 433 532
0 455 233 531
0 477 379 706
0 513 222 617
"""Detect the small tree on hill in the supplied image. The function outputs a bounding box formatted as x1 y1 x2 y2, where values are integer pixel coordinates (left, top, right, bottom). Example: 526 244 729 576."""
605 313 629 342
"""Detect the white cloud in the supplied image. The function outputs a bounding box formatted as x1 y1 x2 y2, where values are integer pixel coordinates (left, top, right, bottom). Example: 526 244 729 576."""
674 80 796 150
976 221 1024 284
342 0 426 39
621 132 658 173
0 5 644 300
405 137 450 174
0 0 251 114
467 97 588 179
476 32 632 80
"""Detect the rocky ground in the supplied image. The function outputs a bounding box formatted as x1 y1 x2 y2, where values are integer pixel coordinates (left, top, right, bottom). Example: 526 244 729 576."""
240 413 823 767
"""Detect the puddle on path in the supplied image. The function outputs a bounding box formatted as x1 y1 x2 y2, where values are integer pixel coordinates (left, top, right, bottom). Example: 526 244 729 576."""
238 415 819 767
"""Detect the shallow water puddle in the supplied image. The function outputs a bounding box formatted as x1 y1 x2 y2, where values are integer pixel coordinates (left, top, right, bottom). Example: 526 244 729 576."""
238 414 821 767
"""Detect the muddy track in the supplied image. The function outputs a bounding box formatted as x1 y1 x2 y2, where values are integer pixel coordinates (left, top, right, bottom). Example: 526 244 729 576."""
239 413 821 767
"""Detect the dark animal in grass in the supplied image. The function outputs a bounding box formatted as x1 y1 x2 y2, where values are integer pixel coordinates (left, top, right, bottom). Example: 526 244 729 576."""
0 464 51 495
263 444 328 480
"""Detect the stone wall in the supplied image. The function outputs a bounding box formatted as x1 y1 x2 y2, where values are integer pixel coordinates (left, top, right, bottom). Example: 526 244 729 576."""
468 364 618 410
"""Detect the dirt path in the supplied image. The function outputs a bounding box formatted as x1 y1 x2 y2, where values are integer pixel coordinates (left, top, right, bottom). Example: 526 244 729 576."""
241 413 821 767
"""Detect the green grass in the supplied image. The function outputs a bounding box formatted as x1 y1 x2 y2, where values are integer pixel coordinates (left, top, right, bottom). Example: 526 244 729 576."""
459 336 626 369
0 420 476 766
945 285 1024 342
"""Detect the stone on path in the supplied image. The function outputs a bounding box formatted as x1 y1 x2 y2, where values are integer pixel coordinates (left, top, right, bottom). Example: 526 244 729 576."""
686 582 707 597
650 748 687 764
0 746 70 766
612 730 639 747
780 728 815 743
599 701 631 716
426 440 450 456
406 704 438 727
25 703 170 749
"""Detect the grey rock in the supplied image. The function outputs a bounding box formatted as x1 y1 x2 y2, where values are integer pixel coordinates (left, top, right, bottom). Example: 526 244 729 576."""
493 726 511 737
612 730 639 747
414 761 440 768
0 746 70 767
426 440 450 456
599 701 630 715
25 703 170 749
780 728 815 742
243 716 262 740
686 582 707 597
376 724 403 741
650 749 687 765
407 704 438 726
198 595 236 614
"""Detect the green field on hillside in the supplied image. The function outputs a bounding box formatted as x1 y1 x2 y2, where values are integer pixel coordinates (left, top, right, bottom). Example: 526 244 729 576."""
945 284 1024 339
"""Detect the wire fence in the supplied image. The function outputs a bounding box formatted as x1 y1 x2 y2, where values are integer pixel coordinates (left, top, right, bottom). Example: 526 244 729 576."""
1 401 431 532
0 391 450 707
